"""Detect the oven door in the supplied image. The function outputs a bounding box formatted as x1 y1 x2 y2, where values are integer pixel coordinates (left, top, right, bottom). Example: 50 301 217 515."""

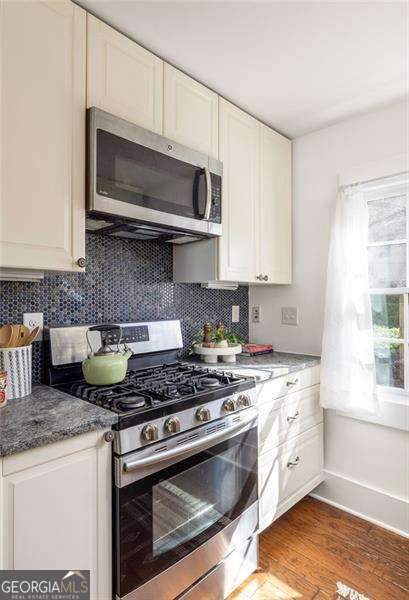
88 108 222 237
114 412 258 599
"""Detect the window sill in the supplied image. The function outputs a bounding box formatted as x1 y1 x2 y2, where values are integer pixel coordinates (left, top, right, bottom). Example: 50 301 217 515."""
336 389 409 432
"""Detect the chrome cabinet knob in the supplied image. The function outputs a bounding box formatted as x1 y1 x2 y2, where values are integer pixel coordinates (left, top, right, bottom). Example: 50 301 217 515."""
141 423 158 442
164 416 181 434
76 257 86 268
237 394 251 408
256 274 263 281
104 431 114 443
196 407 211 422
263 275 268 281
222 398 236 412
287 410 300 422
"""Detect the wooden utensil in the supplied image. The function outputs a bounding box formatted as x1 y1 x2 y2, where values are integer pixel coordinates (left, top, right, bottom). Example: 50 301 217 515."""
0 324 13 348
16 324 30 346
8 324 20 348
23 326 40 345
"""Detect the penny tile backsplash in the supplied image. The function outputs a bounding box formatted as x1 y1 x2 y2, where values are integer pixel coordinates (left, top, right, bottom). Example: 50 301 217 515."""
0 233 248 382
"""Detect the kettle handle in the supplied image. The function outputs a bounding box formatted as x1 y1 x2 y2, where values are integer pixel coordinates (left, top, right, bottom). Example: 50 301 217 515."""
86 324 122 354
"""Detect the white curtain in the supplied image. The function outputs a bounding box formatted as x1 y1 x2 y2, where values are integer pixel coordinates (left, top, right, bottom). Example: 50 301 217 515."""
320 185 378 415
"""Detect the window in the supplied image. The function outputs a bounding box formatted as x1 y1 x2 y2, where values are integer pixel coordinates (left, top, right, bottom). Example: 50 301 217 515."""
366 174 409 392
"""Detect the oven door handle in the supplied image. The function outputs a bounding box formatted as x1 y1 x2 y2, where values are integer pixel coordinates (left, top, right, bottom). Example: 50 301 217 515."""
122 410 257 472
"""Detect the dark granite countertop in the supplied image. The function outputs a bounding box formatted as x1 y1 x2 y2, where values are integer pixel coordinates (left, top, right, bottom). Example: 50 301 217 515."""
0 385 118 458
187 352 320 383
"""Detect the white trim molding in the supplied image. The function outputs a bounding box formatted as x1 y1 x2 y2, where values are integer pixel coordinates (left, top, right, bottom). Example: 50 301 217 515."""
336 394 409 432
311 470 409 538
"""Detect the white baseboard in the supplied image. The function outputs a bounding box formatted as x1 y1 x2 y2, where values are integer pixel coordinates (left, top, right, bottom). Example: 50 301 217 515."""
310 470 409 538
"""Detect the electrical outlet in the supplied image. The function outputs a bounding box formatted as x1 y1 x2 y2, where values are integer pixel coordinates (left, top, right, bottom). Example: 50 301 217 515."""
232 305 240 323
252 306 260 323
281 306 298 326
23 312 44 340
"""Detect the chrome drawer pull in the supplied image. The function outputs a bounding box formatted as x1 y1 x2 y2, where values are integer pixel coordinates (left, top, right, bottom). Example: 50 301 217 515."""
287 456 300 468
286 378 299 387
287 410 300 422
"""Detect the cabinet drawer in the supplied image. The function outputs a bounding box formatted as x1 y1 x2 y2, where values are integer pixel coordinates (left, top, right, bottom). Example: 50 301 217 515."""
256 365 320 408
259 423 323 531
258 385 322 455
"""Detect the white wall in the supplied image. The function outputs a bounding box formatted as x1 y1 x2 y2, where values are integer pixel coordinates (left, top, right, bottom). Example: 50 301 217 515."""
250 100 409 535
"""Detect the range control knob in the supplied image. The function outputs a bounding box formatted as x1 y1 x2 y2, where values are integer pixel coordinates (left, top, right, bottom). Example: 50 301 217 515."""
141 423 158 442
164 416 181 434
196 407 211 422
222 398 236 412
237 394 251 408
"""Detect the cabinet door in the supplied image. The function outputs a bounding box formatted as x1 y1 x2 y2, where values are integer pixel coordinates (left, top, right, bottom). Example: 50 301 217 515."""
0 0 86 272
87 14 163 133
258 385 322 455
219 100 258 282
164 64 218 157
259 424 323 531
257 125 292 283
3 450 97 587
1 435 112 599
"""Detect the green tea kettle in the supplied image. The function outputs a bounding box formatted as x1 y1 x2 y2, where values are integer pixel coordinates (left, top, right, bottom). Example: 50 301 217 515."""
82 324 132 385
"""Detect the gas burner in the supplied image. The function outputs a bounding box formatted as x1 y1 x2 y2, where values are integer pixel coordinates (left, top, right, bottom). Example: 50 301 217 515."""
178 383 196 395
119 396 146 410
54 360 254 426
200 377 221 388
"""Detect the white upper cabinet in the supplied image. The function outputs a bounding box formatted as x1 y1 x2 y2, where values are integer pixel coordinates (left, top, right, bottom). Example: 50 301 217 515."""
87 14 163 133
218 99 259 282
0 0 86 272
164 64 218 157
257 125 292 284
174 102 292 285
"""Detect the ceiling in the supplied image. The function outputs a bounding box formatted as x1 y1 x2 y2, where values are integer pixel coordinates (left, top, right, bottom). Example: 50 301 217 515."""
78 1 408 138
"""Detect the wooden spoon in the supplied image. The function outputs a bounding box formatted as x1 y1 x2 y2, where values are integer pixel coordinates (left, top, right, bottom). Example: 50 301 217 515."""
8 324 20 348
0 324 13 348
23 326 40 346
16 325 30 346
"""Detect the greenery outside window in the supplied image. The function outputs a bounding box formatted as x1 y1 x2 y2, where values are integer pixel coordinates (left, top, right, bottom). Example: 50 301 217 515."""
366 174 408 392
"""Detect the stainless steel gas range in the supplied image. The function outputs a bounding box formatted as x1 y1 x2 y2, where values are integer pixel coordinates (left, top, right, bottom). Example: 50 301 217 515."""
46 320 258 600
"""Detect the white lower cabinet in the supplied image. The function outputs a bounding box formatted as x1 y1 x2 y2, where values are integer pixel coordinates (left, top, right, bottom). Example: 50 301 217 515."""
257 368 324 532
258 385 322 454
0 430 112 600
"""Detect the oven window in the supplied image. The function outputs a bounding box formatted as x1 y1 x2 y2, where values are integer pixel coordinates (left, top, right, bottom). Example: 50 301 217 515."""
114 427 257 597
152 446 243 556
97 130 207 219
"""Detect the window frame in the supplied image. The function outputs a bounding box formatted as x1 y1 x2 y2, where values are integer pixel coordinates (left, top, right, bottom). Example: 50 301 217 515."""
366 175 409 397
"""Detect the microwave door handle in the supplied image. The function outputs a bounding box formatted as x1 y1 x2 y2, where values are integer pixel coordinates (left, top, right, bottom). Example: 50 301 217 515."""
203 167 212 220
122 409 257 472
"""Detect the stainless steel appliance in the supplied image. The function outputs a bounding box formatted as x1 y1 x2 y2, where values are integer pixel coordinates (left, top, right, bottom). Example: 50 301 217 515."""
87 108 223 243
46 320 258 600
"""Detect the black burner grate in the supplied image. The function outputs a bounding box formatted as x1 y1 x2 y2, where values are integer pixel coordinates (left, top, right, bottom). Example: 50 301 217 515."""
64 362 245 415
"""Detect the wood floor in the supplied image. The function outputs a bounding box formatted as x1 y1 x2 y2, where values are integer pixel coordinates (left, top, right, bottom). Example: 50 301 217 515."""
229 497 409 600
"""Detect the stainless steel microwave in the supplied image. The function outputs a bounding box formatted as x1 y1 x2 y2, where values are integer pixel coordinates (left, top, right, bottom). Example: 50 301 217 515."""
86 108 222 243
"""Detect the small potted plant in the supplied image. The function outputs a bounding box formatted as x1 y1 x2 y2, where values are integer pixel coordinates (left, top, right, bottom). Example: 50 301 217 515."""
214 322 228 349
191 322 247 363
